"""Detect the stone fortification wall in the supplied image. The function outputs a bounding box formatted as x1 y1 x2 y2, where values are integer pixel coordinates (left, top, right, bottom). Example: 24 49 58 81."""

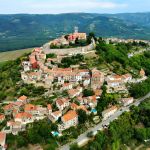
43 40 95 55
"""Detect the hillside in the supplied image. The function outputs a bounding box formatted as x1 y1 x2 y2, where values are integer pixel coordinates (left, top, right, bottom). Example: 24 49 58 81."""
0 13 150 52
110 12 150 27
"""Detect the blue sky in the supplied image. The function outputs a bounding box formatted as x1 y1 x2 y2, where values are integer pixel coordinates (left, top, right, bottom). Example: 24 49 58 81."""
0 0 150 14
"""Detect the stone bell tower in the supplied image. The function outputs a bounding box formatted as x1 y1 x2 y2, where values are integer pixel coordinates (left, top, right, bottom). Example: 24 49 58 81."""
74 26 78 33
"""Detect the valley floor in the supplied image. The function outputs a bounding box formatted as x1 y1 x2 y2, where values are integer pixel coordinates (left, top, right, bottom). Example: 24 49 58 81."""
0 48 33 62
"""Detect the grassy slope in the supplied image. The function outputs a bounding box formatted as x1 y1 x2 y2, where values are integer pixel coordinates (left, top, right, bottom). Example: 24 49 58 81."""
0 48 33 62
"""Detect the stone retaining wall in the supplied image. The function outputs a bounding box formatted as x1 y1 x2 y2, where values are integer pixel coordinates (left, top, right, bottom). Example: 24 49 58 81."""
43 40 96 55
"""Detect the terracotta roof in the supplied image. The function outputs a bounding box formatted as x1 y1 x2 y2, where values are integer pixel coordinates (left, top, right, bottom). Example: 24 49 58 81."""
89 95 97 102
62 110 78 122
34 48 41 53
28 72 40 77
29 55 36 64
122 73 132 79
92 69 103 77
37 61 44 66
56 98 69 106
12 101 24 107
15 112 32 119
7 121 21 127
77 105 88 112
3 103 13 111
0 114 5 120
24 104 37 111
76 96 83 102
71 103 79 110
114 75 122 79
56 99 63 106
68 89 79 96
52 111 61 117
94 89 102 96
0 132 6 146
47 104 52 110
78 69 89 73
92 72 101 77
52 68 72 72
46 75 54 80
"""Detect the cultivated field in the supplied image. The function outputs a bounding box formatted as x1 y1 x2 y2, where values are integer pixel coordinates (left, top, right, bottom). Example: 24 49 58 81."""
0 48 33 62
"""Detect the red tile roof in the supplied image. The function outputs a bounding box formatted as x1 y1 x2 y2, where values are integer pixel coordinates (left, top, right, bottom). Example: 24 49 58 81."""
47 104 52 110
18 95 27 101
15 112 32 119
34 48 41 53
68 89 79 96
0 132 6 146
94 89 102 96
76 96 83 102
52 111 61 117
29 55 36 64
122 73 132 79
62 110 78 122
77 105 88 113
71 103 79 110
56 98 69 106
7 121 21 127
0 114 5 120
3 103 13 111
24 104 37 111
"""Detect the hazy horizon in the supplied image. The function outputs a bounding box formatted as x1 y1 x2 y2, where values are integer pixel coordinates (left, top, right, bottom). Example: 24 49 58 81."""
0 12 150 15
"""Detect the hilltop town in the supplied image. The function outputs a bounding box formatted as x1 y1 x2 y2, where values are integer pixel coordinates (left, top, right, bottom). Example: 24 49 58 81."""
0 29 150 150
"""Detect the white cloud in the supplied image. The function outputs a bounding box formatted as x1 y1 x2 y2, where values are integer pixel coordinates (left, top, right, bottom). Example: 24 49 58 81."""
0 0 128 14
28 0 128 14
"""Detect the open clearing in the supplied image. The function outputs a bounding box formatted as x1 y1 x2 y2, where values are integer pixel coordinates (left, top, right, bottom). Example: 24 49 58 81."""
0 48 33 62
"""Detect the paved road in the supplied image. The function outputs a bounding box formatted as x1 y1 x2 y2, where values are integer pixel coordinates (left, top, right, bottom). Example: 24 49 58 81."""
59 92 150 150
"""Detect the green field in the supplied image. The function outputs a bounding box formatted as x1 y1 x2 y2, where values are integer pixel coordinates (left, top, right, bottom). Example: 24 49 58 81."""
0 48 33 62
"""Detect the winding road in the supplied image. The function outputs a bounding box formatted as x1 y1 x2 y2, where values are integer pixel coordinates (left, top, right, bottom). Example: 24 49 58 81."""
59 92 150 150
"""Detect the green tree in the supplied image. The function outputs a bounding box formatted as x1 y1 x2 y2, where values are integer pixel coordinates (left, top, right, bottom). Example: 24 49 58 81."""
135 128 147 141
112 140 120 150
46 53 57 58
70 143 80 150
77 109 88 124
89 141 102 150
16 135 28 148
83 89 94 97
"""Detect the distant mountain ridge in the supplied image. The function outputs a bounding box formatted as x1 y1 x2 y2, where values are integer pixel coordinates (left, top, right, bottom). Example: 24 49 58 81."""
0 13 150 52
110 12 150 27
